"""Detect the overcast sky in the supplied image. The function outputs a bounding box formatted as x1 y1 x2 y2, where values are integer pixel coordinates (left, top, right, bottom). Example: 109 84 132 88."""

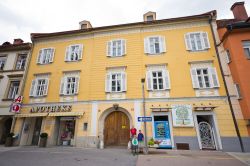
0 0 249 44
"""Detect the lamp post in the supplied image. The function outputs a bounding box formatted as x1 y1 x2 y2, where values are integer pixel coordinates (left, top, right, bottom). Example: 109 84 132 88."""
141 78 148 154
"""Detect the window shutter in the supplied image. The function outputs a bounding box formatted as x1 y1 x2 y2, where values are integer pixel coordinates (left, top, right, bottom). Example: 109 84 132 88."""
163 70 171 89
59 77 65 95
78 44 83 60
65 46 70 61
146 71 152 90
74 76 80 94
43 79 49 95
29 80 36 96
190 68 199 88
105 73 111 92
144 37 150 54
202 32 210 49
209 67 220 87
121 72 127 91
37 50 43 64
184 34 191 51
49 48 55 63
121 40 126 55
160 36 166 53
107 41 112 57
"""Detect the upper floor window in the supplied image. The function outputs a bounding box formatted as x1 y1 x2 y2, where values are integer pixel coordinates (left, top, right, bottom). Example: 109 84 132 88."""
7 81 20 99
185 32 210 51
190 67 219 89
225 50 232 63
105 71 126 93
37 48 55 64
16 54 27 70
29 74 49 97
60 73 80 95
242 41 250 59
234 83 242 99
146 66 170 91
107 39 126 57
144 36 166 55
0 56 7 70
65 44 83 61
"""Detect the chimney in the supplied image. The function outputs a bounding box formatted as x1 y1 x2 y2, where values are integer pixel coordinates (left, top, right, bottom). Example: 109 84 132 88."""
79 20 92 30
143 11 156 22
230 1 248 21
13 38 24 45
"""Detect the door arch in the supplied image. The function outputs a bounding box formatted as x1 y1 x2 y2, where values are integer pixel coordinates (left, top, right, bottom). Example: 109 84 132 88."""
104 111 130 146
198 121 216 149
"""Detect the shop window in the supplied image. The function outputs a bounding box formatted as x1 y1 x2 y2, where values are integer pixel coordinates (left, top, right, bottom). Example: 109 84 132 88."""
59 117 75 146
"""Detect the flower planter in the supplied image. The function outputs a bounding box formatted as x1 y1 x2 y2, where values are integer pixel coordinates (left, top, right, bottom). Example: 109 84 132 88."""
5 137 13 147
149 144 159 148
39 137 47 147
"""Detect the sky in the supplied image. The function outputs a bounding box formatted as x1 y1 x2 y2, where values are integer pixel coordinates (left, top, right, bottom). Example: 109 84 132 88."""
0 0 249 44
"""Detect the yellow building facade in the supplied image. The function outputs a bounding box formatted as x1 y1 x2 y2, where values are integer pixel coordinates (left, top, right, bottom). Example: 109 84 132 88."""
14 11 249 151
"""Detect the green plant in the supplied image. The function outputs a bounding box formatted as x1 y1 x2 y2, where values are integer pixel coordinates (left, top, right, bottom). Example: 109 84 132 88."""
148 138 154 146
40 133 48 138
7 132 14 138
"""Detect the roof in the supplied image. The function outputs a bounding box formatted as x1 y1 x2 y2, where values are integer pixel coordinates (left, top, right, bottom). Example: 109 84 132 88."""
0 43 32 52
31 10 216 41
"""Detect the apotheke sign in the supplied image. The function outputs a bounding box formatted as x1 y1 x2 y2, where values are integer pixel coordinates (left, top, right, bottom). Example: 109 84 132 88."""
30 105 72 113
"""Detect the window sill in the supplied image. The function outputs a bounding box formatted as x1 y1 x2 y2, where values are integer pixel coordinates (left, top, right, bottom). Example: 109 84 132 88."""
60 94 78 96
187 49 209 52
194 87 218 90
29 95 47 98
148 89 169 91
107 55 125 58
106 91 126 93
145 53 165 56
65 60 82 62
37 62 52 65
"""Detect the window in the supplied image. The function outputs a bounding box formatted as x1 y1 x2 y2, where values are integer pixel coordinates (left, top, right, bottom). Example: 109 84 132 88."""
242 41 250 59
65 44 83 61
0 56 7 70
146 69 170 91
16 54 27 70
225 50 231 63
146 15 154 21
60 75 79 95
105 72 126 92
37 48 55 64
7 81 20 99
185 32 210 51
234 84 242 99
83 123 88 131
190 67 219 89
144 36 166 54
29 78 49 97
107 39 126 57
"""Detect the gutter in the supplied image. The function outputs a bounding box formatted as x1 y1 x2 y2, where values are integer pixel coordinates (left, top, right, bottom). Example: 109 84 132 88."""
209 14 245 152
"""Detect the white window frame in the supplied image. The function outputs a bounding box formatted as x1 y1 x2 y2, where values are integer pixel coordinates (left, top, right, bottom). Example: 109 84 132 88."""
37 48 55 64
16 54 27 70
190 67 220 89
60 73 80 96
105 71 126 93
65 44 83 62
144 36 166 55
0 56 7 70
185 32 210 51
7 80 20 99
234 83 242 99
29 76 49 97
242 41 250 59
107 39 126 57
225 50 232 64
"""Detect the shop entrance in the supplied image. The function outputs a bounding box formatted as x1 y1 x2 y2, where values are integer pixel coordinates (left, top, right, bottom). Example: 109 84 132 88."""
57 117 76 146
104 111 130 146
0 117 12 144
197 115 216 150
31 117 42 145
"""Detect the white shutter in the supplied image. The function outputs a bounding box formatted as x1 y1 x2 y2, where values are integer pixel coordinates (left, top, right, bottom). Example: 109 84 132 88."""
43 78 49 96
105 73 111 92
29 80 36 96
37 50 43 64
160 36 166 53
146 71 152 90
65 46 70 61
163 70 170 89
144 37 150 54
209 67 220 87
190 68 199 88
121 40 126 55
49 48 55 63
59 77 65 95
202 32 210 49
121 72 127 91
184 34 192 51
74 76 80 94
107 41 112 57
78 44 83 60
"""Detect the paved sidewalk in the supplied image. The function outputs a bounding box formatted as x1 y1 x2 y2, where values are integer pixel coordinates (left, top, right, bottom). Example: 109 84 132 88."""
137 149 248 166
228 152 250 166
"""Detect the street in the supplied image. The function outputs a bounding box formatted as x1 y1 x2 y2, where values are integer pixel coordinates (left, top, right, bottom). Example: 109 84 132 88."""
0 146 249 166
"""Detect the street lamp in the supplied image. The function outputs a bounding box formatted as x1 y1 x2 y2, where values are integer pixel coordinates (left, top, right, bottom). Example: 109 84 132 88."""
141 78 148 154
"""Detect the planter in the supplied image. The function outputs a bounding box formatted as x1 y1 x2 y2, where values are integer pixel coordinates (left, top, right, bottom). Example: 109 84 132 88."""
39 137 47 147
5 137 13 147
149 144 159 148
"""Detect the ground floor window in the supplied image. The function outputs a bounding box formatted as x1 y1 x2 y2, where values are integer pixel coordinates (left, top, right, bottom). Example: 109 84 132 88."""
58 117 75 146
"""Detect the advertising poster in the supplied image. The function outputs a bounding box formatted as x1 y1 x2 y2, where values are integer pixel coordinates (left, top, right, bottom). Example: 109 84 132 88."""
172 104 194 127
154 121 172 148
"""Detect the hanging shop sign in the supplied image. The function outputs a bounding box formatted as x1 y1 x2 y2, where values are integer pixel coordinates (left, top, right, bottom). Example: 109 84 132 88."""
154 121 172 148
30 105 72 113
172 104 194 127
10 95 24 113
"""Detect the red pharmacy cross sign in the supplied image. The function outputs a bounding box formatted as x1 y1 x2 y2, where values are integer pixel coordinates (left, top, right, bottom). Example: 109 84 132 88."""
11 104 21 113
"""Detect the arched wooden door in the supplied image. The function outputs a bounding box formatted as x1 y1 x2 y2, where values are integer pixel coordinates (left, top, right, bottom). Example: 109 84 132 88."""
104 111 130 146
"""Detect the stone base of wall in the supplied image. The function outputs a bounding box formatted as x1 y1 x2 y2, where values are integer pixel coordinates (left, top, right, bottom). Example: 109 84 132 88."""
173 136 200 150
221 137 250 152
75 136 99 148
